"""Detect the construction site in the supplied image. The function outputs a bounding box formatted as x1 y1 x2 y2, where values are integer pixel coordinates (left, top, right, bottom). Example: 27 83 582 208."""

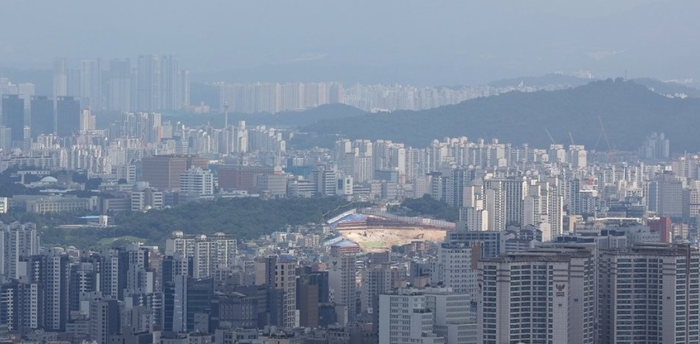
327 209 454 252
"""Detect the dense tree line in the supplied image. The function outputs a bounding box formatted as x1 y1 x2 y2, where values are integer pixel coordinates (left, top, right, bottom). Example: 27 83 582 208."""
21 197 366 249
390 194 459 222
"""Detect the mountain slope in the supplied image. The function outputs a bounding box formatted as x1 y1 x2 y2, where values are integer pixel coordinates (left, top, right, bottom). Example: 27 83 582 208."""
302 79 700 152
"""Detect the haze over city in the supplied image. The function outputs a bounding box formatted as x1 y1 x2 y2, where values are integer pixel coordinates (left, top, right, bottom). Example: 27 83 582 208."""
1 0 700 84
1 1 700 344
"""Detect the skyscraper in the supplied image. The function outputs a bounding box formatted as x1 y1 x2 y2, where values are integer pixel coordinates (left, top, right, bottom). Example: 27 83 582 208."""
378 289 444 344
108 59 131 112
0 222 40 280
328 240 360 323
436 242 477 296
30 96 54 138
0 280 41 335
484 177 526 230
89 298 120 344
53 58 68 99
79 59 101 110
22 248 71 332
56 96 80 137
137 55 161 112
254 254 298 329
1 94 24 143
134 55 189 112
598 243 700 344
477 248 595 344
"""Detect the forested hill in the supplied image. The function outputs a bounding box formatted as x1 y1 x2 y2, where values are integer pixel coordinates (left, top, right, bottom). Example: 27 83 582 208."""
302 79 700 152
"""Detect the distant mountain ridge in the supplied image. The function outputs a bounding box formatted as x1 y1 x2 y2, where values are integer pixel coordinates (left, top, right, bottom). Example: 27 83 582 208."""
301 79 700 152
487 73 593 88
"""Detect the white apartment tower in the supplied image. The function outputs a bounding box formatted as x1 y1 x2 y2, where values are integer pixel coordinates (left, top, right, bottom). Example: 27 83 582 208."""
484 178 526 230
0 222 40 280
477 248 595 344
165 231 195 257
179 167 214 196
424 288 477 344
191 233 238 279
598 243 700 344
328 240 360 322
378 290 445 344
436 243 477 297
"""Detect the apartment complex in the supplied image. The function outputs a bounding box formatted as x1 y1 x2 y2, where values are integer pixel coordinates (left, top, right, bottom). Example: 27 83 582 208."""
477 248 596 344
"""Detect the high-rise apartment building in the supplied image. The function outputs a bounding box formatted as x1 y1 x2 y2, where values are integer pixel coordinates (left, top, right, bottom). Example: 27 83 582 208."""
136 55 161 112
0 279 41 335
89 298 120 344
30 96 54 138
484 177 526 230
378 289 444 344
192 236 220 279
657 172 683 219
53 58 68 99
296 267 329 328
136 55 189 112
598 243 700 344
424 288 477 344
254 254 298 329
56 96 80 137
435 243 477 297
0 222 40 281
328 240 360 323
108 59 131 112
79 59 101 110
360 263 394 314
1 94 24 143
477 248 595 344
445 229 507 258
22 248 71 332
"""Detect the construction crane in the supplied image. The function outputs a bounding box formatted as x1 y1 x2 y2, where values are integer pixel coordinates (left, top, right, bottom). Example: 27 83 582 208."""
569 132 575 145
593 116 615 163
545 128 556 144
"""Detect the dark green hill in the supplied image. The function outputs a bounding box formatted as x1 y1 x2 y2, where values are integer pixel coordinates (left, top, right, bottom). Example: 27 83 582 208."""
302 79 700 152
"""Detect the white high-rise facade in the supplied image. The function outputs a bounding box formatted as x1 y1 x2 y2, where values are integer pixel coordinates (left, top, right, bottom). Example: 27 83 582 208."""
0 222 40 280
187 233 237 279
79 59 101 110
436 243 476 297
484 178 526 230
378 289 445 344
53 58 68 99
328 241 360 322
108 59 131 112
179 167 214 195
424 288 477 344
598 244 700 344
477 248 595 344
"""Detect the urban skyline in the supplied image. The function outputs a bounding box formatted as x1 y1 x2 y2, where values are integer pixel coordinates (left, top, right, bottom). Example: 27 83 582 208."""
0 1 699 344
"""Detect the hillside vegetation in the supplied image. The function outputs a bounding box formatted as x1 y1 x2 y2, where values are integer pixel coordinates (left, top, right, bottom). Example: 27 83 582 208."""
7 197 365 249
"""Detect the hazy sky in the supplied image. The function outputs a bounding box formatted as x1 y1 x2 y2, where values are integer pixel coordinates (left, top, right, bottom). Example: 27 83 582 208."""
0 0 697 85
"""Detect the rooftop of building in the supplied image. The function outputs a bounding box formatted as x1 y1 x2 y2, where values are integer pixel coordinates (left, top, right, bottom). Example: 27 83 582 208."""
480 247 593 264
601 243 697 257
